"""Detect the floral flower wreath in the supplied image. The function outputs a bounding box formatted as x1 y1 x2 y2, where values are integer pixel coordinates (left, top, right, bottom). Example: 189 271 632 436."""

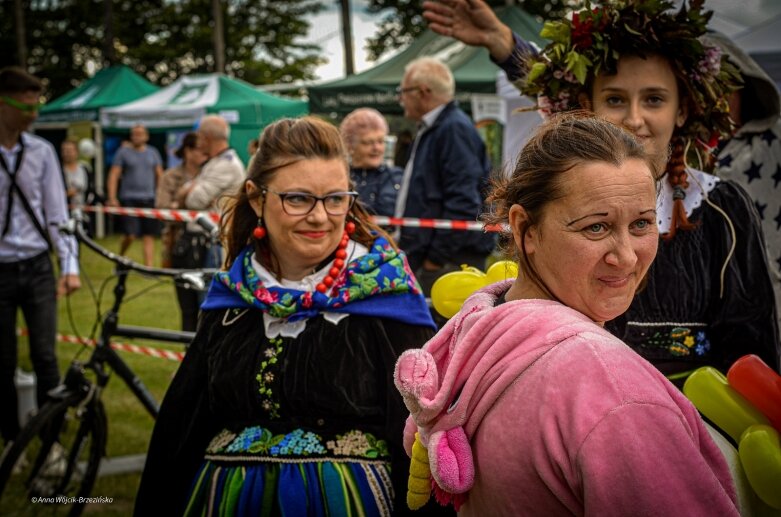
520 0 742 168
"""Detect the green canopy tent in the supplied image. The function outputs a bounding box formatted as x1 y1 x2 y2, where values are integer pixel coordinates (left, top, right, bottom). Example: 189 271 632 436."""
308 5 545 116
34 65 160 236
37 65 159 124
101 73 308 164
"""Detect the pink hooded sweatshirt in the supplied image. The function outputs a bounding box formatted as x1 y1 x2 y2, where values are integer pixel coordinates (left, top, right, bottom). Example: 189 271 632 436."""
395 281 738 516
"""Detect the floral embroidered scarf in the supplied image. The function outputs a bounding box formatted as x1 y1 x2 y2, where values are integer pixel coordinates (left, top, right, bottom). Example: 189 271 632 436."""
201 236 436 330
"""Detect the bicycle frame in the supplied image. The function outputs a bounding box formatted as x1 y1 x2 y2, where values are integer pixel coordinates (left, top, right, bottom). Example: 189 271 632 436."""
38 211 207 413
80 263 194 417
0 212 214 516
66 214 203 417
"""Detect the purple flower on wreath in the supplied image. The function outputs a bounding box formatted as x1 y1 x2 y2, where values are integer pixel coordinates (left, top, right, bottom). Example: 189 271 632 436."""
552 69 576 83
693 45 721 83
537 93 570 117
256 289 278 305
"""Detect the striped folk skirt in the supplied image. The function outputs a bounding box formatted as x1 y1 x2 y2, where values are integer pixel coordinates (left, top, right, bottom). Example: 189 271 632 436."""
184 426 395 517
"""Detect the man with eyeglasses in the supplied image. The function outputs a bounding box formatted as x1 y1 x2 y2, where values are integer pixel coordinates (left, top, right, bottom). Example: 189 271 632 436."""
0 67 81 448
395 57 496 296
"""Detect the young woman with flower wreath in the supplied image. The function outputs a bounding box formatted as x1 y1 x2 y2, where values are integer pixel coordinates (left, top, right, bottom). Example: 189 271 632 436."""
135 117 452 516
423 0 780 382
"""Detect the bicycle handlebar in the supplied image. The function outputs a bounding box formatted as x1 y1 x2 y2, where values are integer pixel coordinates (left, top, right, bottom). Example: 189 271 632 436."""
63 209 218 289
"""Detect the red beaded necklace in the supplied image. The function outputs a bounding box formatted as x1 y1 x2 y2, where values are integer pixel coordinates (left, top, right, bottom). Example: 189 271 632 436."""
315 221 356 294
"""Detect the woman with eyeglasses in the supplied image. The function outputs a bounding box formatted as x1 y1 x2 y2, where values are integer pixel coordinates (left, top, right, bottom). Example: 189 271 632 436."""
340 107 402 217
135 116 445 516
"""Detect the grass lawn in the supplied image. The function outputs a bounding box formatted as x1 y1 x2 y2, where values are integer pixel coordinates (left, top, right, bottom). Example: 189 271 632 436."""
13 235 186 515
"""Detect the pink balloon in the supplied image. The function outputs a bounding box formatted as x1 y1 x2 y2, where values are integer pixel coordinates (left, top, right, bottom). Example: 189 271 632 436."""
728 355 781 432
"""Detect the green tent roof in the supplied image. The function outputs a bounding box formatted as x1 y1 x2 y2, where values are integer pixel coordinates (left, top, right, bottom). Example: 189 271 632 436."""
308 6 545 116
38 65 158 123
100 74 308 164
100 73 307 130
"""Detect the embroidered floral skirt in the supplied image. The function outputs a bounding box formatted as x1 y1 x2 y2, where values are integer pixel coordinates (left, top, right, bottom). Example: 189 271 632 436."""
184 426 395 517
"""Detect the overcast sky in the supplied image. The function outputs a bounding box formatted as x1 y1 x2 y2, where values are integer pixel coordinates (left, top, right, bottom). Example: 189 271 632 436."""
304 0 391 81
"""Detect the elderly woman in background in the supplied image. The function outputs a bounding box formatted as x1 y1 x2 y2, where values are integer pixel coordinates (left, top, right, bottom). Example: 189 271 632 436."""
155 132 207 330
136 116 449 516
396 114 738 516
340 107 402 216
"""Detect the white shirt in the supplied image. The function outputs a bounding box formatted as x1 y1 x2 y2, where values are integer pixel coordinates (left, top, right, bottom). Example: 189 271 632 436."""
393 102 449 223
0 132 79 274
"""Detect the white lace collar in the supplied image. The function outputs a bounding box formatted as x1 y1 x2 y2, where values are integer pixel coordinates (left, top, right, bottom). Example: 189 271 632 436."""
250 240 369 339
656 168 719 234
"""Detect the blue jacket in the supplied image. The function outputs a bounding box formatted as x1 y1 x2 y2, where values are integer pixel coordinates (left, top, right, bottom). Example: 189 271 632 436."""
399 101 495 268
350 163 402 217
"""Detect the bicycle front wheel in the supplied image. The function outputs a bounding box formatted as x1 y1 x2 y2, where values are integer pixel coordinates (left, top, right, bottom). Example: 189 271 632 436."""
0 396 107 517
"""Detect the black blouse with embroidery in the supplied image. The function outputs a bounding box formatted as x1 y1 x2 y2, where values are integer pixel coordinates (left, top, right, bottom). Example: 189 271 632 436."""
606 180 780 378
134 308 441 516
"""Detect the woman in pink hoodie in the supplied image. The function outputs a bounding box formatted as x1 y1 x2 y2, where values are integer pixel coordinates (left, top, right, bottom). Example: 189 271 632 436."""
395 114 739 516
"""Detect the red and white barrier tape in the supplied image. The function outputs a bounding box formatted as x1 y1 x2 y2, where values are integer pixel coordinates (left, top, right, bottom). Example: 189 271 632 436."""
81 205 218 224
80 205 505 233
372 216 504 233
18 328 185 362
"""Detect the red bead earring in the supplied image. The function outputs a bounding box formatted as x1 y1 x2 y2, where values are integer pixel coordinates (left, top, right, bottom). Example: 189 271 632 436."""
252 218 266 240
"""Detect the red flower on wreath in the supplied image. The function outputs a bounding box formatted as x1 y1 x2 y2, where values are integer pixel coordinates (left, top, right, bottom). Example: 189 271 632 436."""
571 8 605 50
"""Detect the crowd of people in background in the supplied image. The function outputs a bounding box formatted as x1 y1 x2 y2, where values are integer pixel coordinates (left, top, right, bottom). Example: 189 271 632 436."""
2 0 781 513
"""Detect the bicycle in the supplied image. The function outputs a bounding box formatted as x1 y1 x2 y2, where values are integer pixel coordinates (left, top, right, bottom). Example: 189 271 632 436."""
0 210 216 516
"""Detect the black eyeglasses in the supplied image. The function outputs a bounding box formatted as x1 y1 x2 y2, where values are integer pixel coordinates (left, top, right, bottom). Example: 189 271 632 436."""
262 187 359 216
396 85 422 96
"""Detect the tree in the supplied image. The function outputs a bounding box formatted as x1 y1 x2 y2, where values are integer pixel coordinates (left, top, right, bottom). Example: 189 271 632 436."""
364 0 571 61
14 0 27 66
231 0 324 84
1 0 325 99
340 0 355 76
211 0 225 73
129 0 325 86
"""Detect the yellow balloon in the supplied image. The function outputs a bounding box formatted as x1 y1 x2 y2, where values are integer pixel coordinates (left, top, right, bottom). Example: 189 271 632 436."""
739 425 781 509
683 367 771 443
407 433 432 510
430 267 486 319
485 261 519 284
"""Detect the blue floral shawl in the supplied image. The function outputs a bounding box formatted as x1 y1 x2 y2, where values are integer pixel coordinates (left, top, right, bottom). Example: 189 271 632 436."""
201 236 436 330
